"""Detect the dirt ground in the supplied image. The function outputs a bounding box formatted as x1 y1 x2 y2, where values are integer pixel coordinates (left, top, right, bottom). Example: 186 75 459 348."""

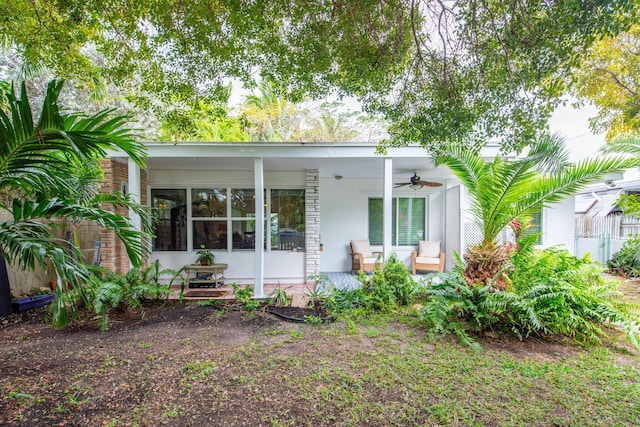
1 284 638 426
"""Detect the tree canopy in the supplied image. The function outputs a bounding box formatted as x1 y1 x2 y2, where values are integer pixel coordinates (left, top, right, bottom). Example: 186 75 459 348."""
573 24 640 140
2 1 636 150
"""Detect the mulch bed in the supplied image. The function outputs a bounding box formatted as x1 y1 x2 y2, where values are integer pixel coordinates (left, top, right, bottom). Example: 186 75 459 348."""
265 305 335 322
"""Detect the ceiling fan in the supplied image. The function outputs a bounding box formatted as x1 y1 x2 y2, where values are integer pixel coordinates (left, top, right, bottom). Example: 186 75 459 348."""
394 172 442 189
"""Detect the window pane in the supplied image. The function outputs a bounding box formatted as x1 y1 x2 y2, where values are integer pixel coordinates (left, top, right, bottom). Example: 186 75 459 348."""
369 198 399 245
192 188 227 217
368 199 383 245
151 189 187 251
193 221 227 250
524 210 543 245
231 189 256 217
271 189 305 250
397 198 425 245
232 220 256 249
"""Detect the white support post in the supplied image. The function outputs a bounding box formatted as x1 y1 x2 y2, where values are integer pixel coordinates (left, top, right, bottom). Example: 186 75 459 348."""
127 159 141 270
383 158 393 260
254 157 265 297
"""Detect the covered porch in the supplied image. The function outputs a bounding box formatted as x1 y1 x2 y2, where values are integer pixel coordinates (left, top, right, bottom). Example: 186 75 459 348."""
118 142 461 297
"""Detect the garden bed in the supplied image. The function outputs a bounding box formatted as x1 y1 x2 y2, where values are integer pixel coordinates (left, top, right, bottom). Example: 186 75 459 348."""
265 305 335 323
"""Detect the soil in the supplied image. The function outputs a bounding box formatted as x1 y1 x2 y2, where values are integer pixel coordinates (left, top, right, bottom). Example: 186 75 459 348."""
0 296 638 426
265 305 334 322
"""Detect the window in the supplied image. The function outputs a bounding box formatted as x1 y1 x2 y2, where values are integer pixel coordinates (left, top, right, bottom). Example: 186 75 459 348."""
271 189 305 250
151 186 305 252
151 189 187 251
368 197 426 246
192 188 227 249
524 209 543 245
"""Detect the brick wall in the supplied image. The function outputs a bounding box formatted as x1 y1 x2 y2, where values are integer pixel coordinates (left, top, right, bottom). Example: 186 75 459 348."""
99 159 148 275
305 169 320 283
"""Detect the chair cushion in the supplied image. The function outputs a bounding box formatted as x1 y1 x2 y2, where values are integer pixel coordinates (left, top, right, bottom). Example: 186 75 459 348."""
418 240 440 257
351 240 373 258
362 256 382 265
416 256 440 265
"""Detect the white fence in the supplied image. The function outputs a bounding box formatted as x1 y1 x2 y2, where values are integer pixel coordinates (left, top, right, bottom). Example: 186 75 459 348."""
575 215 640 240
574 215 640 263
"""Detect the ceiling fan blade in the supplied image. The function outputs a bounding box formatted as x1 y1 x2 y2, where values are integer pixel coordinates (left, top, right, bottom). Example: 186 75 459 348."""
394 183 411 187
419 181 443 187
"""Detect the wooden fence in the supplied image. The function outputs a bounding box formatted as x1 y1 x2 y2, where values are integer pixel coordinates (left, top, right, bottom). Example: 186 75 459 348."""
575 215 640 239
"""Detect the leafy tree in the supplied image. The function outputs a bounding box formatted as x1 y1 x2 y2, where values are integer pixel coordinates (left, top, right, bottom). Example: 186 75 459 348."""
2 1 634 151
298 102 361 142
0 79 154 319
159 99 249 142
573 24 640 141
432 134 639 289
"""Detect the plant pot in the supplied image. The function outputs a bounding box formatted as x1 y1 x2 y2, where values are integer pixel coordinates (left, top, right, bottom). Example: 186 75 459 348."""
11 294 54 313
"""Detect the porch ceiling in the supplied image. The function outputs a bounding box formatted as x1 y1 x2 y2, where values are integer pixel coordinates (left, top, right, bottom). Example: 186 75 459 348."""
145 156 455 179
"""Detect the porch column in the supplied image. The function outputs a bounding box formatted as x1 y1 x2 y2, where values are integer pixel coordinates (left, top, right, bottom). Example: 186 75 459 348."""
383 158 393 259
254 157 265 297
127 159 141 269
305 169 320 283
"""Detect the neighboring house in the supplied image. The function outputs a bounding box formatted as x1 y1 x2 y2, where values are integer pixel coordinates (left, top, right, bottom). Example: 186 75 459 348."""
575 176 640 262
99 142 575 297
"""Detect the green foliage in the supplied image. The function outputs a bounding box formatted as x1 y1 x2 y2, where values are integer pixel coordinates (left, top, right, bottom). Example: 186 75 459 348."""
230 283 261 313
0 80 154 288
323 253 418 314
419 247 640 349
614 193 640 217
51 261 175 330
4 1 634 151
158 98 249 142
432 133 638 288
195 246 215 264
608 235 640 278
573 24 640 140
267 286 290 307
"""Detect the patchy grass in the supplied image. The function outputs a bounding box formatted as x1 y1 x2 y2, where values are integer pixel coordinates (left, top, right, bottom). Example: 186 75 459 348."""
0 302 638 426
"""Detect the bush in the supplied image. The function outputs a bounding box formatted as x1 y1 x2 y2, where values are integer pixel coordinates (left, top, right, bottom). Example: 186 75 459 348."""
418 247 640 349
51 261 177 330
608 235 640 277
323 253 419 314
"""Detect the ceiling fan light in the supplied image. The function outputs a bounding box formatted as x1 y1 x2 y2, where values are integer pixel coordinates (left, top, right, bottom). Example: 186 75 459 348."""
410 184 421 191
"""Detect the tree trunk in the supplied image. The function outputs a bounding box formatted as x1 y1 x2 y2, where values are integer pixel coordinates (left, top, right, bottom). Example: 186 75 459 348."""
463 242 511 290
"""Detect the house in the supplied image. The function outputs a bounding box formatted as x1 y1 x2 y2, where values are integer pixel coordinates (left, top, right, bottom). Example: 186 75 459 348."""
99 141 576 297
574 174 640 262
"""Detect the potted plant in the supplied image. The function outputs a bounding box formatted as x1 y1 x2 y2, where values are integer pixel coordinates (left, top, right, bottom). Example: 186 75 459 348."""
196 246 215 265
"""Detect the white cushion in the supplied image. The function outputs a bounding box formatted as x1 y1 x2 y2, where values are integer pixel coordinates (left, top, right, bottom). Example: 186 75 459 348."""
362 256 382 265
416 256 440 265
418 240 441 257
351 240 372 258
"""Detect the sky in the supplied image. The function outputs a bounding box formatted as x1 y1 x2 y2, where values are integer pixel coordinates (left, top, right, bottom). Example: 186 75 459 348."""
548 102 605 161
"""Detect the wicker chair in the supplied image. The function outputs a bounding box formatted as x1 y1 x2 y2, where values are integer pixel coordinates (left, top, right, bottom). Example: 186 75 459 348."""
350 239 384 273
411 240 445 274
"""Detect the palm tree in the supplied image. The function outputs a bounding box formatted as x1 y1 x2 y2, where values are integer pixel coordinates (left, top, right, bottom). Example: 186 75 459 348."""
433 134 639 289
0 80 154 317
243 80 302 141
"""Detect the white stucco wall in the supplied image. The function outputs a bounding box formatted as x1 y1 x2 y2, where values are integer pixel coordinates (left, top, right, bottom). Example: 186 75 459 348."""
542 197 576 253
319 176 446 272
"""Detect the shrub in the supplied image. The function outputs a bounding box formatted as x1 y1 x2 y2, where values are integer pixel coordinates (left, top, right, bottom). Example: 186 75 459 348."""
608 235 640 278
323 253 418 314
418 248 640 349
51 261 177 330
